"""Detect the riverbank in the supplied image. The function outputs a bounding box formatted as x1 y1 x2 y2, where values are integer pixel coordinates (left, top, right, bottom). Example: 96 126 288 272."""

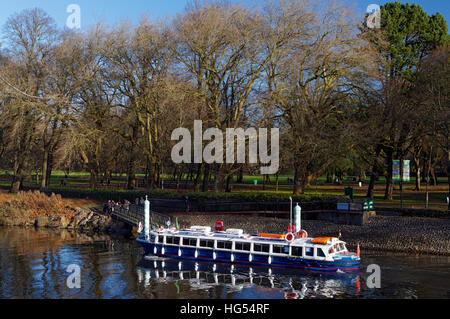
2 191 449 256
170 214 450 256
0 191 132 236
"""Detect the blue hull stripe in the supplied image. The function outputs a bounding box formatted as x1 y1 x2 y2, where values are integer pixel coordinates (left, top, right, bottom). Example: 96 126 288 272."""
139 242 360 272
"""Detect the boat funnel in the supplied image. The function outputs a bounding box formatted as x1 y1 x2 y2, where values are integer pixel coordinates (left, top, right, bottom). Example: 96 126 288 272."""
295 203 301 234
145 196 150 239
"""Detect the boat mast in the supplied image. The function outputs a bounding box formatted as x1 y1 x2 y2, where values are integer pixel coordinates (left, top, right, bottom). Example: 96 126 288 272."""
289 197 293 231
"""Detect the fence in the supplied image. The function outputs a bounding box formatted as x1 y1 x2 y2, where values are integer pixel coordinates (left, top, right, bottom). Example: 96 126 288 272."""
108 204 186 229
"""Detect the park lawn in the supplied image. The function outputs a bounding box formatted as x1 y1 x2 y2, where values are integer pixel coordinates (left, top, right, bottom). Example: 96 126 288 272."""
0 171 448 210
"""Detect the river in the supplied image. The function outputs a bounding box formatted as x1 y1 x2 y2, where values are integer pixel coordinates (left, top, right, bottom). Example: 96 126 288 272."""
0 227 449 299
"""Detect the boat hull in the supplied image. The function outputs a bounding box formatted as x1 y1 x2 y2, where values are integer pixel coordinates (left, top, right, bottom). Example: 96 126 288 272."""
137 240 360 273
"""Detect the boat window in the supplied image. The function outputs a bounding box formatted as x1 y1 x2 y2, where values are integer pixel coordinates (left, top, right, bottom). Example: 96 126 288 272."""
317 248 326 257
183 238 197 247
272 245 286 254
339 243 345 251
173 237 180 245
166 236 173 244
150 235 156 242
215 241 232 250
217 241 226 249
157 235 163 243
291 246 303 257
200 239 214 248
272 245 284 254
235 242 251 251
253 244 270 253
305 247 314 257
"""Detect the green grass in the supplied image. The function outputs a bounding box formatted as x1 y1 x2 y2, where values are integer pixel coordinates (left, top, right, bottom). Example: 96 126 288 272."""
1 170 448 210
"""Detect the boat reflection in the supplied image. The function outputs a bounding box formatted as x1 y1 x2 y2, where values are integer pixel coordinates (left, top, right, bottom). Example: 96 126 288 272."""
136 257 361 299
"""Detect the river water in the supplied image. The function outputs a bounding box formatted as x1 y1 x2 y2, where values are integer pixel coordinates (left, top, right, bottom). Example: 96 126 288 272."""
0 227 449 299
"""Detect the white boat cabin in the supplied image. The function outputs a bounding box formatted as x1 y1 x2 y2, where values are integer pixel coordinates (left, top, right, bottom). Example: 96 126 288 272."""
147 226 352 262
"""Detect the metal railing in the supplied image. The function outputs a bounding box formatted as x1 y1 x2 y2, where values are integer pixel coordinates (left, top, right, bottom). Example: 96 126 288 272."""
108 204 177 229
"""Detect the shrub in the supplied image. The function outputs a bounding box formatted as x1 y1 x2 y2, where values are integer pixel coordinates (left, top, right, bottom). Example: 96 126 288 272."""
42 187 345 204
7 190 74 218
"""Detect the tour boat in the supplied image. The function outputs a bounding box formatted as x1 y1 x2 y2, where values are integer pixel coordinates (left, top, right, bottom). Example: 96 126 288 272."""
136 199 361 273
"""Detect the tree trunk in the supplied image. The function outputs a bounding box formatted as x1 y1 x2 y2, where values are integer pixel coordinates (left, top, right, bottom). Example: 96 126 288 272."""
172 166 178 181
127 156 136 190
237 167 244 183
147 163 158 190
11 155 24 194
40 150 49 189
202 164 210 192
431 166 438 186
90 168 98 189
326 172 333 184
45 152 53 188
367 146 382 198
215 165 226 193
367 173 376 199
11 173 22 194
447 146 450 211
414 156 421 191
194 164 202 192
127 124 139 190
384 148 394 200
293 165 307 195
225 175 232 193
176 170 182 190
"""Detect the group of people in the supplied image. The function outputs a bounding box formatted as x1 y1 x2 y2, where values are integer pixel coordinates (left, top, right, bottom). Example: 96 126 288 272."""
103 199 131 214
103 197 147 214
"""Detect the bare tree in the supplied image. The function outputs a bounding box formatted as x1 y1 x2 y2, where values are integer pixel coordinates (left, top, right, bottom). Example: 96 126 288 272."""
266 1 376 194
1 8 58 193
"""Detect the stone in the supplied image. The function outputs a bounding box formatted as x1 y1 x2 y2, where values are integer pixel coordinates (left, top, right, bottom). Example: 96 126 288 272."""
35 216 50 228
60 216 70 229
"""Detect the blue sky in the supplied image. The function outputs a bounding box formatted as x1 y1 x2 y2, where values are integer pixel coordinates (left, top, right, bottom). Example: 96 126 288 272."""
0 0 448 30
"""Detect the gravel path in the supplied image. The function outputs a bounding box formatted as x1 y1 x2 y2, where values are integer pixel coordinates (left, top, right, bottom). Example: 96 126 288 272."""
170 214 450 256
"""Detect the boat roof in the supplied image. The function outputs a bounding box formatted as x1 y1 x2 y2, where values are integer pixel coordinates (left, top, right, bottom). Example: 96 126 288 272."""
152 228 345 246
311 237 338 245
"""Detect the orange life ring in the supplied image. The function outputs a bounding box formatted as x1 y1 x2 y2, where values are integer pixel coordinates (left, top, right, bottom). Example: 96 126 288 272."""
285 232 295 243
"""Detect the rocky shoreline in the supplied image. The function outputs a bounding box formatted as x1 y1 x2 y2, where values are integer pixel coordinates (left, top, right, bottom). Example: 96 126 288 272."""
171 214 450 256
0 205 133 236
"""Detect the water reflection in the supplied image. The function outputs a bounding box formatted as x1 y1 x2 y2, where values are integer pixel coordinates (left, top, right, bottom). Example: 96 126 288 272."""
0 227 449 299
136 257 361 299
